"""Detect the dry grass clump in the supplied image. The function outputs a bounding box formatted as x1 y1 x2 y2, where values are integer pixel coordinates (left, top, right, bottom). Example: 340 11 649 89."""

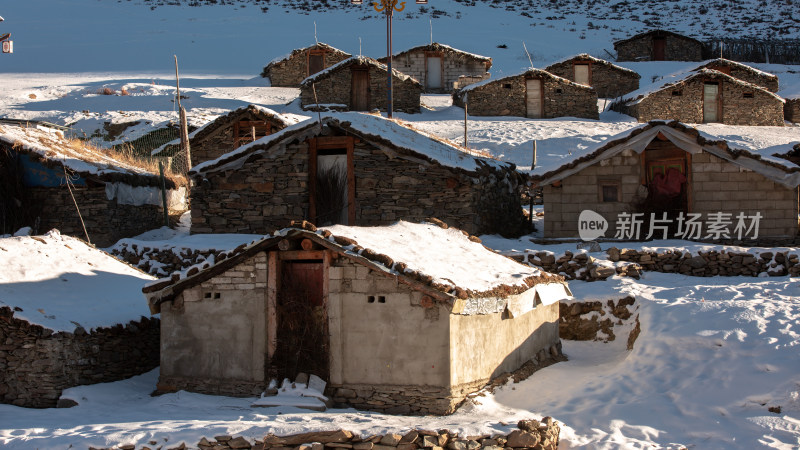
97 87 116 95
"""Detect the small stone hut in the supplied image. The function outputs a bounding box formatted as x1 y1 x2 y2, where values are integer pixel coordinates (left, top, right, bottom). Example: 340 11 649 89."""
0 123 187 246
545 53 641 98
143 221 570 415
533 121 800 240
452 68 598 119
0 231 159 408
694 58 780 92
377 42 492 93
262 43 351 88
300 56 423 113
614 29 704 62
610 69 785 126
786 98 800 123
154 105 302 167
189 112 529 237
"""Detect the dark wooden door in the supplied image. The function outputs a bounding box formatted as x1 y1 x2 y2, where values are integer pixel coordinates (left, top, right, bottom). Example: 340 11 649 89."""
308 53 325 76
653 38 666 61
351 68 369 111
272 260 328 380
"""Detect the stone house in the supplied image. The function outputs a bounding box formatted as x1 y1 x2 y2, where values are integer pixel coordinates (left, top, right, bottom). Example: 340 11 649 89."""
154 105 302 167
0 232 159 408
377 42 492 93
544 53 641 98
262 43 351 88
299 56 423 113
0 123 187 246
143 221 570 414
614 29 704 62
532 121 800 240
189 112 529 237
452 68 598 119
610 69 785 126
784 97 800 123
694 58 779 92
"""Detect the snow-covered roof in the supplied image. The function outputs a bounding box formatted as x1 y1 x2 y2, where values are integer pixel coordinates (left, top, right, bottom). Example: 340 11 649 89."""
532 120 800 188
263 42 351 72
143 221 565 314
456 67 594 94
190 112 513 177
380 42 492 67
0 230 155 332
614 68 785 107
614 29 703 47
544 53 641 78
694 58 779 80
0 122 169 186
300 55 421 86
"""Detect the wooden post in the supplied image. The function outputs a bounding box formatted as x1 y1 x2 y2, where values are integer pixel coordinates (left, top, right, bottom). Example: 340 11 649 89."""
174 55 181 110
179 106 191 172
158 161 170 227
464 101 468 149
532 140 537 168
267 251 278 361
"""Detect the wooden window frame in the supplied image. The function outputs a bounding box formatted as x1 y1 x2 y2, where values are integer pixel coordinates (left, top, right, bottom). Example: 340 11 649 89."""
598 179 621 203
308 136 356 225
233 120 273 149
307 49 328 77
350 66 370 111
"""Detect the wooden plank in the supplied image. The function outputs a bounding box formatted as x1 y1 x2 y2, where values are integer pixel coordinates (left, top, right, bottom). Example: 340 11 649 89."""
267 251 278 360
278 250 326 261
308 138 318 223
314 136 353 149
347 138 356 225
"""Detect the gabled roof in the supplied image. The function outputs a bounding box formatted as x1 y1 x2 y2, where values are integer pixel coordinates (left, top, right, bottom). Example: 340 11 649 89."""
544 53 641 78
532 121 800 189
0 122 175 188
189 112 512 177
300 55 421 86
457 67 595 93
693 58 779 81
379 42 492 68
614 68 784 107
263 42 351 73
613 29 703 48
142 221 565 314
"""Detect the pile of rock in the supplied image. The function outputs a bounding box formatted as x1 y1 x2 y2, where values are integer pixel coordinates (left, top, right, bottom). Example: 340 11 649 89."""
559 296 641 350
111 242 224 277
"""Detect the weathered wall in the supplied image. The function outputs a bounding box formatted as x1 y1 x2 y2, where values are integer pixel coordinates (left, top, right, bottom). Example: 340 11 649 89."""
616 34 703 61
267 48 350 87
542 149 798 239
453 74 599 119
158 253 268 397
388 49 490 93
620 76 785 126
300 65 422 113
190 112 286 166
191 138 529 237
786 98 800 123
29 186 165 247
545 60 640 98
0 306 159 408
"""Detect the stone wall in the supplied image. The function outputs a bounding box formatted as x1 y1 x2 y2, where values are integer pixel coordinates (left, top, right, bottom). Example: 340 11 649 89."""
158 253 268 397
619 74 785 126
616 34 703 61
559 296 640 349
191 136 529 237
300 64 422 113
29 186 166 248
388 49 490 93
0 306 159 408
190 111 286 166
545 60 640 98
702 62 780 92
453 74 598 119
266 47 350 87
786 98 800 123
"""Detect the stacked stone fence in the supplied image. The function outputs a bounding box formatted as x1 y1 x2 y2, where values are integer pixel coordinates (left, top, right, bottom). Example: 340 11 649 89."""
558 296 641 350
512 247 800 281
0 306 159 408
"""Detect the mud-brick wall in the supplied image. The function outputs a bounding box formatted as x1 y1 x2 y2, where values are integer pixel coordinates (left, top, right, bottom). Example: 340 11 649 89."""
29 186 164 247
545 61 640 98
300 65 422 113
616 34 703 61
454 75 598 119
0 306 159 408
691 152 798 237
267 49 350 87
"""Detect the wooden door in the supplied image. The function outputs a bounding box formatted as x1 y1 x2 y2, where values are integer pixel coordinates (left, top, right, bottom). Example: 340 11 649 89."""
273 260 328 380
574 64 590 86
526 78 543 119
426 56 443 90
653 38 666 61
703 83 720 123
351 68 369 111
308 52 325 76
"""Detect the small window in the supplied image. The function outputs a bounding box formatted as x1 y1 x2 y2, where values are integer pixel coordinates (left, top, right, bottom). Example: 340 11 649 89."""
204 292 212 299
368 296 375 303
672 90 682 96
503 83 512 89
599 180 621 203
378 296 386 303
743 92 754 98
555 88 563 94
214 292 221 299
